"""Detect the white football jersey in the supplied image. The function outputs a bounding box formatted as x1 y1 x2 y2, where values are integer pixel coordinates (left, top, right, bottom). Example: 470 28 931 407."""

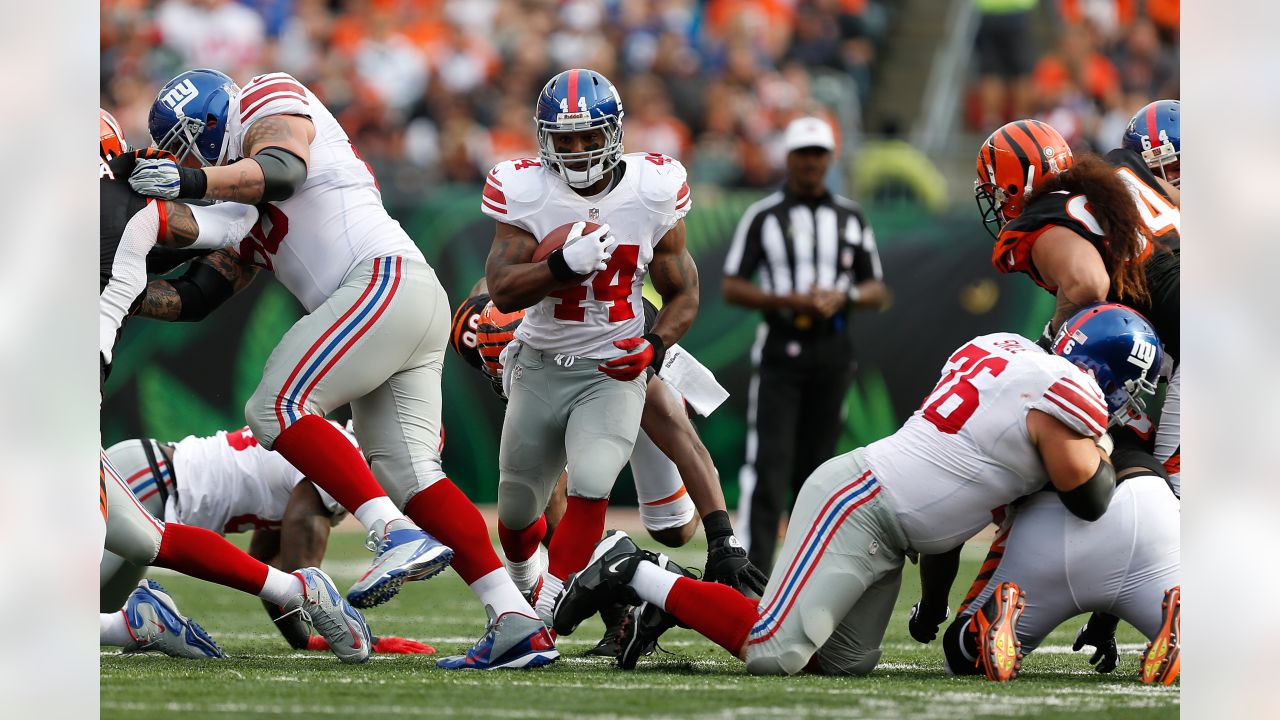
226 72 425 311
169 424 350 534
480 153 691 358
865 333 1109 555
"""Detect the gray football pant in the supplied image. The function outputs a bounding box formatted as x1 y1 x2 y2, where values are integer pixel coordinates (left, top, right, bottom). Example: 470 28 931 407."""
745 449 911 676
496 345 647 530
245 256 450 508
100 443 167 610
958 474 1180 652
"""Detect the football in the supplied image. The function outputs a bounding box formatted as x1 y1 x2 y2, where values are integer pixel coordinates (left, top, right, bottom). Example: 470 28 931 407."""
531 221 603 263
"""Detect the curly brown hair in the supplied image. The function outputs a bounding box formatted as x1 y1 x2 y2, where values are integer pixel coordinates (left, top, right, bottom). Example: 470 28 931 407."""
1026 153 1153 305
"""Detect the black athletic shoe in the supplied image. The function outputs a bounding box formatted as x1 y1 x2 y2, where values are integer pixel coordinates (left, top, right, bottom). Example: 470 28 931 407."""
617 552 696 670
584 602 629 658
552 530 645 637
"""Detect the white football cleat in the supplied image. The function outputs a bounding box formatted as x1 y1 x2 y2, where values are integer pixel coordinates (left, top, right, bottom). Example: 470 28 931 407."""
121 580 226 659
282 567 373 664
347 518 454 608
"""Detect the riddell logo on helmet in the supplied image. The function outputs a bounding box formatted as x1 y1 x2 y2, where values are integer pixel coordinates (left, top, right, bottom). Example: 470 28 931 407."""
556 112 590 123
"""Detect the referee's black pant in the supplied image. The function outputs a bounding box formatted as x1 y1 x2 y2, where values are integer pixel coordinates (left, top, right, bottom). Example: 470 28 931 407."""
741 327 858 572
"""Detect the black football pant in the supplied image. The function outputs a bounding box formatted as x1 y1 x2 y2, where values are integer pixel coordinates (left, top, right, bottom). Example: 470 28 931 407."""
744 345 857 572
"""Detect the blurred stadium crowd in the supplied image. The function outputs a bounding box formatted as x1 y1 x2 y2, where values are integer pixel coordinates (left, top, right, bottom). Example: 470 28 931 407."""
101 0 1177 205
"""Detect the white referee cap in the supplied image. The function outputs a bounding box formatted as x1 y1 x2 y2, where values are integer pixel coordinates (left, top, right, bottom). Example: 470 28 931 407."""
783 116 836 153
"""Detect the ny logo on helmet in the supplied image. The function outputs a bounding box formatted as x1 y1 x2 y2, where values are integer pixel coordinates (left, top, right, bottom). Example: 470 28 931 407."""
161 79 200 116
1127 338 1158 372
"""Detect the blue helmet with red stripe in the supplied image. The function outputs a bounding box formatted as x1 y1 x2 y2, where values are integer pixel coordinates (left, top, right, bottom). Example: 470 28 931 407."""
149 69 241 167
1122 99 1180 186
1052 303 1163 422
534 69 625 188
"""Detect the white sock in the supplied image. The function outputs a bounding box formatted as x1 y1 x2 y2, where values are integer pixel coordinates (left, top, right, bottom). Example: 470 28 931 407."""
534 572 564 619
353 496 409 533
504 545 546 592
630 560 679 611
259 567 305 606
470 568 537 617
100 611 133 646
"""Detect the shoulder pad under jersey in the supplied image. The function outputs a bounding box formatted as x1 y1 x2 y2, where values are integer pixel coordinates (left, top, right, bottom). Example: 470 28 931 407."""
631 152 691 222
232 72 313 159
482 158 554 228
1027 356 1110 439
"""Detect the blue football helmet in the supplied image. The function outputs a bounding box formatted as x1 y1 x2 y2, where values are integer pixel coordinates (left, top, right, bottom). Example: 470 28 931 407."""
149 69 241 167
1122 99 1180 186
534 69 624 188
1052 303 1163 423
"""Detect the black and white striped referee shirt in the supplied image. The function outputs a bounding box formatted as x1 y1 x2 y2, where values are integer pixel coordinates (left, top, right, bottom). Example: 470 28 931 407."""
723 189 883 326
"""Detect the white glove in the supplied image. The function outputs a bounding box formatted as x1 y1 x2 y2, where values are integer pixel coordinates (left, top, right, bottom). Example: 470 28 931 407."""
1096 432 1115 456
129 158 185 199
560 222 612 274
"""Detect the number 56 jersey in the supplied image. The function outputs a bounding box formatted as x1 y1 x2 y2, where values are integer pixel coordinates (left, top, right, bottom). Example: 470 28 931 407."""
864 333 1109 554
480 153 691 359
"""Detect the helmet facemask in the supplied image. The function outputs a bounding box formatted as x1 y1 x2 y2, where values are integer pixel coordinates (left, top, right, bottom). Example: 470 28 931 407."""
153 113 228 167
536 115 624 189
974 179 1010 240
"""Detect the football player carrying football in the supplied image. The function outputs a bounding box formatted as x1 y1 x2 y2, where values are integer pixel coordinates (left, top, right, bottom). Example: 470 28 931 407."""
552 305 1158 679
129 69 555 668
479 69 700 624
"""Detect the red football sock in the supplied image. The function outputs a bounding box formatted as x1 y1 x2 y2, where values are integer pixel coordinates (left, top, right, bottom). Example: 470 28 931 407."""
665 576 758 656
152 523 270 597
498 515 547 563
547 496 608 579
271 415 389 513
404 480 501 584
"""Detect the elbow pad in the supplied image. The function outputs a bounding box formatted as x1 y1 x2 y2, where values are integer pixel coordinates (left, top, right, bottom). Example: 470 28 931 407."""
251 146 308 202
171 261 235 321
1059 458 1116 521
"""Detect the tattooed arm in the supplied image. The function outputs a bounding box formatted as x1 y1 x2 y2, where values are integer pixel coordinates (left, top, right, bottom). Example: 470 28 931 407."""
648 219 699 347
137 247 260 321
484 221 582 312
156 200 259 251
198 114 315 204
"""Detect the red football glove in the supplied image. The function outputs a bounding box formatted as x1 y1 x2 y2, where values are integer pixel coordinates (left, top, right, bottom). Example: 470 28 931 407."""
599 334 665 381
307 634 436 654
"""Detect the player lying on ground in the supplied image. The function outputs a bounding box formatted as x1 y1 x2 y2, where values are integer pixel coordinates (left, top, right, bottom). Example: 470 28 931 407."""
906 305 1179 684
479 69 700 642
552 304 1160 678
130 67 556 669
451 279 765 654
99 423 433 656
100 110 372 663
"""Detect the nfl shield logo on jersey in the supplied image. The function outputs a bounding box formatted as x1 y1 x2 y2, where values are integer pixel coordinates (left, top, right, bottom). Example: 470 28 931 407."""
589 208 600 221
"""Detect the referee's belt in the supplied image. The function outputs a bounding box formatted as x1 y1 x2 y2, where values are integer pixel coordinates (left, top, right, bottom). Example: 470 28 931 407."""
766 312 847 336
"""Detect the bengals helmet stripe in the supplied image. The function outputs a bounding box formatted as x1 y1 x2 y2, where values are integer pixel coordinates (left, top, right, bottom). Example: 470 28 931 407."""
100 108 127 161
974 119 1073 240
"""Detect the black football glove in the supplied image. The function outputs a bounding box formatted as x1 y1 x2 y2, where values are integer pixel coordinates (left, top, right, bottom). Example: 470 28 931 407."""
1072 613 1120 673
704 536 768 598
907 601 950 644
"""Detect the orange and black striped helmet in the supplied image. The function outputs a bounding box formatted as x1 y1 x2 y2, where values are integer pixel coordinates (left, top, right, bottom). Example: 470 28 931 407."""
974 119 1073 238
100 108 127 161
476 303 525 380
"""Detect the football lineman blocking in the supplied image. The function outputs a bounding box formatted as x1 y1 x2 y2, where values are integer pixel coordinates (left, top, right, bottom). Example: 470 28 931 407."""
100 111 372 663
129 68 555 668
480 69 701 623
552 304 1174 681
99 423 433 656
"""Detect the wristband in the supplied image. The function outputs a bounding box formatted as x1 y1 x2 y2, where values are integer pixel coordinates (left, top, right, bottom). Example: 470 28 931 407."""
176 165 208 200
847 285 862 303
703 510 733 542
643 332 666 369
547 249 579 281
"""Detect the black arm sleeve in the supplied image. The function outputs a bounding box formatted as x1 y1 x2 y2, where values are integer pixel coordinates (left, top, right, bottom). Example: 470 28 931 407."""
146 246 211 275
171 261 235 321
252 146 308 202
1058 458 1116 521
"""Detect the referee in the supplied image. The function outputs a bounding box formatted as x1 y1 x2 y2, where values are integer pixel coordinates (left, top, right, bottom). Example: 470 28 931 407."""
722 116 887 572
